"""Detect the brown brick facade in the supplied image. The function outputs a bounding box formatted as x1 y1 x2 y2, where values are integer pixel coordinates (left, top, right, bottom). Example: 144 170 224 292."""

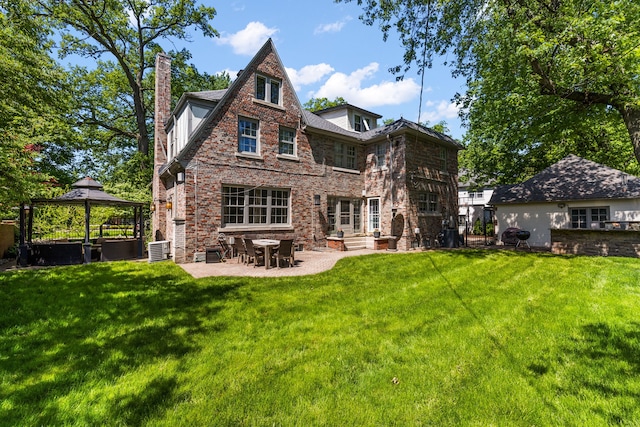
153 40 460 263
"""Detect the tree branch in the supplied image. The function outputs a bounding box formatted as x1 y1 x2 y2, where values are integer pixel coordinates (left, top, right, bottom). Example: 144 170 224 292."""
531 58 616 106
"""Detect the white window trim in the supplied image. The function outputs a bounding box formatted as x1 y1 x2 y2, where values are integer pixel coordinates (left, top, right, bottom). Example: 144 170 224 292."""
368 197 381 232
254 74 282 106
222 186 291 227
570 206 610 229
332 166 361 175
238 117 260 155
278 126 297 157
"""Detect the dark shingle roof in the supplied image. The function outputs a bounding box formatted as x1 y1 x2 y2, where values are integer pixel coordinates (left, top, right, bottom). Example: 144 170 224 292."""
489 155 640 204
185 89 228 102
301 113 462 148
301 110 361 138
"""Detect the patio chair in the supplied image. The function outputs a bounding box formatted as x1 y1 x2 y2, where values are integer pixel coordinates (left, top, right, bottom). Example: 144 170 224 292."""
231 237 246 264
273 239 295 268
243 238 265 267
217 233 232 261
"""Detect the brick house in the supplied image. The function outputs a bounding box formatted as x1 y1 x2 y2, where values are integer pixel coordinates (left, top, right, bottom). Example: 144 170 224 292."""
152 39 462 263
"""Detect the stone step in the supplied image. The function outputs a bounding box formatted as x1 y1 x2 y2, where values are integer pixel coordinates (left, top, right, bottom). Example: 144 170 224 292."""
343 236 368 250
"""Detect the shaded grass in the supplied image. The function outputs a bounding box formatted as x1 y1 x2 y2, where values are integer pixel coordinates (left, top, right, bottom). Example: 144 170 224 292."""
1 250 640 425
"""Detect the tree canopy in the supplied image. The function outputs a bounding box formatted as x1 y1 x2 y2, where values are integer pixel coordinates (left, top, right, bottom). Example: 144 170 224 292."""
0 8 75 216
0 0 230 218
303 97 347 112
341 0 640 183
35 0 218 159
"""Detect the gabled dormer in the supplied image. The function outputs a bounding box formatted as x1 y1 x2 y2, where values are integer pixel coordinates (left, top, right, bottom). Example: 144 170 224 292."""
313 104 382 133
165 90 225 161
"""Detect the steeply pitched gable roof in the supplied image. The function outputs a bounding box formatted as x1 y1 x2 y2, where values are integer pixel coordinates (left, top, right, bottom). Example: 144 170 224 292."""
162 38 305 169
160 38 461 176
489 155 640 204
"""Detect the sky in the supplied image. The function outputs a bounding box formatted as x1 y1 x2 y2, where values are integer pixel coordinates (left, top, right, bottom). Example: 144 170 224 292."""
169 0 467 140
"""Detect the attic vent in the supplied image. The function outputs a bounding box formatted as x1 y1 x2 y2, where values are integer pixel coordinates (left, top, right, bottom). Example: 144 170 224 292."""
237 69 244 77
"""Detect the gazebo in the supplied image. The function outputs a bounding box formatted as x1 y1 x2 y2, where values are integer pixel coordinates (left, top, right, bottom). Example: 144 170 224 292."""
18 177 145 266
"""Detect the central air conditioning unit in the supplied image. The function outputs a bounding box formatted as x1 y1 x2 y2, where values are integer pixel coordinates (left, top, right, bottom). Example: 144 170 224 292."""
148 240 170 262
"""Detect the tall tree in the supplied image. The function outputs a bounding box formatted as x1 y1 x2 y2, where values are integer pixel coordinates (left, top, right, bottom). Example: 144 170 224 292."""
34 0 218 160
0 6 75 216
341 0 640 182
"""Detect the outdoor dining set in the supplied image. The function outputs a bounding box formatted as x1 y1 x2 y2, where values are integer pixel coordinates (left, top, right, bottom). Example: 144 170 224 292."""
211 234 296 269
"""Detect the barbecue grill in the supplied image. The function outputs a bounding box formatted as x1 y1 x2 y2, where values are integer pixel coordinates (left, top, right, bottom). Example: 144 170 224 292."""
515 230 531 248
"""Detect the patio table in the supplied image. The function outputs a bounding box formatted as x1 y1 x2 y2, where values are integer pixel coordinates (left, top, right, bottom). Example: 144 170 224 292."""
252 239 280 269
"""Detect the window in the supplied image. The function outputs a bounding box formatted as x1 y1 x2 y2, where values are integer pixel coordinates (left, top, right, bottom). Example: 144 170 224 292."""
375 143 387 168
271 190 289 224
354 114 371 132
327 197 336 231
440 146 447 171
238 118 259 153
591 208 608 228
571 207 609 229
279 127 296 156
255 74 281 105
168 129 175 159
334 142 357 169
354 115 362 132
418 193 438 214
368 198 380 231
223 186 290 226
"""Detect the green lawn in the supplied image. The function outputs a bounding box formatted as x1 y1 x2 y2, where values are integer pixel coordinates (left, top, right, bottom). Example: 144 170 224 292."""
2 250 640 425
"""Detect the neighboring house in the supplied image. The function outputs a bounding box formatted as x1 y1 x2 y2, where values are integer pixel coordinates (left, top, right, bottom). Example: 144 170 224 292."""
489 155 640 249
152 39 462 263
458 179 494 235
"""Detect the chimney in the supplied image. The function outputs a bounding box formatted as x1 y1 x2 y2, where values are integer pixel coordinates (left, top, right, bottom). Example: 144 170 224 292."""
152 52 171 241
154 52 171 167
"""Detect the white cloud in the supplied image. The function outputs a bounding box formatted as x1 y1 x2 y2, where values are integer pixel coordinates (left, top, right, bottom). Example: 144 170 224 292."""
285 64 335 91
311 63 421 108
314 17 352 34
216 22 278 55
419 100 460 123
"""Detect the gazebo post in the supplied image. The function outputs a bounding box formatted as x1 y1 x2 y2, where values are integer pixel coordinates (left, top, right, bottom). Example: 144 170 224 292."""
84 200 92 264
137 206 144 258
27 203 34 243
18 203 29 267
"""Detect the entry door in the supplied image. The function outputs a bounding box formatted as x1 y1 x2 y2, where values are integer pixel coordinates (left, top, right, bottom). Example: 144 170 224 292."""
339 200 354 234
328 198 361 235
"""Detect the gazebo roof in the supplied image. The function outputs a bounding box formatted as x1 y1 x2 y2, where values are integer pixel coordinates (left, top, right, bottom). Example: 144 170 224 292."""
32 177 143 206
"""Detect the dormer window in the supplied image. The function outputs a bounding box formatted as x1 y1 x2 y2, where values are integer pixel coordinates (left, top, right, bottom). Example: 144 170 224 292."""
256 74 281 105
354 114 371 132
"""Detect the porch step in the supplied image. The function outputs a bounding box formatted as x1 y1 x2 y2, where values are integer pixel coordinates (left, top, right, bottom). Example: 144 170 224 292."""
343 236 367 250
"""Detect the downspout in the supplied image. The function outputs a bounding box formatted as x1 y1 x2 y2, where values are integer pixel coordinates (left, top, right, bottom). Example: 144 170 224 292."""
388 134 393 207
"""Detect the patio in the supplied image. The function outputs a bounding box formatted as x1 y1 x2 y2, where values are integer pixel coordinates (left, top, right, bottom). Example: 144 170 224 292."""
180 248 380 278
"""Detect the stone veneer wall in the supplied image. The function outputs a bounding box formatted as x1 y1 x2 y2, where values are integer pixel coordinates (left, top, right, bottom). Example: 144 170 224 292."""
551 229 640 258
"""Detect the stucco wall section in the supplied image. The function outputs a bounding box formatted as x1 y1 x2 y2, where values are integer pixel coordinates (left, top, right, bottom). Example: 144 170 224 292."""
495 199 640 248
